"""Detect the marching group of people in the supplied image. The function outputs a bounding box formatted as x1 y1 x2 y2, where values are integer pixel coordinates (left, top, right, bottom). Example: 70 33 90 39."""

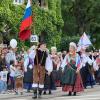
0 42 100 99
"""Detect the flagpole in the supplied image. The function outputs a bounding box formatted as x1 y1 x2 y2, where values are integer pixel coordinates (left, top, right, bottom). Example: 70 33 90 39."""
30 0 35 34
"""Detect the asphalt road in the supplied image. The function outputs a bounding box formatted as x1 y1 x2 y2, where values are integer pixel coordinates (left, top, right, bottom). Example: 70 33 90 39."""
0 85 100 100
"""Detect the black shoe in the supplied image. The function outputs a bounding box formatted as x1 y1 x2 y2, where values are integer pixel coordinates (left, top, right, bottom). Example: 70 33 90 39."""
49 90 52 95
68 92 72 96
43 91 46 95
38 94 42 99
32 93 37 99
73 92 76 96
38 88 42 98
21 92 23 95
27 90 30 93
32 95 37 99
91 86 93 88
32 88 37 99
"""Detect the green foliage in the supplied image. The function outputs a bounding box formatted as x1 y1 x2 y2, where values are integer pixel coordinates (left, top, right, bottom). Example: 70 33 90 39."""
61 0 100 49
59 35 80 51
32 0 64 48
0 0 100 50
0 0 24 42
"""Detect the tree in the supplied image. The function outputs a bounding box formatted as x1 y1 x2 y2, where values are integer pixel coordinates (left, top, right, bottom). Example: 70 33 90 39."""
0 0 24 43
61 0 100 49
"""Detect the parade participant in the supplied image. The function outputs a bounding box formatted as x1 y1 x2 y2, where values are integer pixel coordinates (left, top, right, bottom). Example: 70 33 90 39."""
62 51 67 59
43 50 53 95
94 56 100 84
61 42 84 96
51 47 61 87
32 42 50 99
80 48 95 88
23 46 35 92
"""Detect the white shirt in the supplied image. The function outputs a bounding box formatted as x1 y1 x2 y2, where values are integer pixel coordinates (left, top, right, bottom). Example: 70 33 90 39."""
81 54 93 67
93 60 99 71
10 65 16 77
45 54 53 72
0 71 8 81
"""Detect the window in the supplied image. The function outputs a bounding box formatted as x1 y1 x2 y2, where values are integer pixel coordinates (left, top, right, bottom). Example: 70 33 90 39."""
13 0 24 5
37 0 48 10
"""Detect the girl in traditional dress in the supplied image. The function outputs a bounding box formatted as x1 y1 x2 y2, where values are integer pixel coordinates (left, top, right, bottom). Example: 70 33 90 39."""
43 50 53 95
61 42 84 96
51 47 61 87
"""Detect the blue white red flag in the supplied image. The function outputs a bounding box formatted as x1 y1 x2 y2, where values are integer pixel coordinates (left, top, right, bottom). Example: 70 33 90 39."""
19 0 32 41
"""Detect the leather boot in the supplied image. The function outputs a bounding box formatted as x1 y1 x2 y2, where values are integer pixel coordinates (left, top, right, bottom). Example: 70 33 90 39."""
38 88 42 98
32 88 37 99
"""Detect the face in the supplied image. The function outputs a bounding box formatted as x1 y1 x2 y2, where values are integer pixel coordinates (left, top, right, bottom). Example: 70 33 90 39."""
51 49 57 55
63 51 66 55
3 68 6 71
17 66 21 70
40 44 46 50
1 54 4 58
69 46 75 54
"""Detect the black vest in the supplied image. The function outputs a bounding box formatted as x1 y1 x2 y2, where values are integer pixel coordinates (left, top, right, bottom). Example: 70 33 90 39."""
34 49 47 66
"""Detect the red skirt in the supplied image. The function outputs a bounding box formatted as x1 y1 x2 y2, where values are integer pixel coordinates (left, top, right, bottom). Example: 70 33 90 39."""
55 80 61 87
62 73 84 92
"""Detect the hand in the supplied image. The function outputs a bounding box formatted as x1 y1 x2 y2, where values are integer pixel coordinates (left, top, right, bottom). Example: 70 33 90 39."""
48 72 51 76
76 69 79 73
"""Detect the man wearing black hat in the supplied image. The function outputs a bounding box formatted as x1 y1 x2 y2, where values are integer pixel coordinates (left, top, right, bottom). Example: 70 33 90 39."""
32 42 48 99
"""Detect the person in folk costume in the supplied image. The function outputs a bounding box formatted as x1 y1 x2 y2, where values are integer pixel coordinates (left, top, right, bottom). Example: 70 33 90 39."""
43 49 53 95
93 55 100 84
56 52 63 87
23 46 35 92
80 48 95 88
61 42 84 96
32 42 51 99
51 47 61 87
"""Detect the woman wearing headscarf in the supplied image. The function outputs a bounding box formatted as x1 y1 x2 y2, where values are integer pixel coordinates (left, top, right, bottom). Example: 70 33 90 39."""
61 42 84 96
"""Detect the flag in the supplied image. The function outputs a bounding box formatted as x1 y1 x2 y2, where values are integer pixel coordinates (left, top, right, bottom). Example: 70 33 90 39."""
78 32 92 48
19 0 32 41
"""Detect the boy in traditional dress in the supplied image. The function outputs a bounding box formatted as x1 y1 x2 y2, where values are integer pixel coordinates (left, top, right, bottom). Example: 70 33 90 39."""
32 42 52 99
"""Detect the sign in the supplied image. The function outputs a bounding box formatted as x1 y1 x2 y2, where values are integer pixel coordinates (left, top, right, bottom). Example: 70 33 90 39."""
13 0 24 5
30 35 38 42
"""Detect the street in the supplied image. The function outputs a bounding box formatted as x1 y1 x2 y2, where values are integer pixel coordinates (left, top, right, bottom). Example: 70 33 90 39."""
0 85 100 100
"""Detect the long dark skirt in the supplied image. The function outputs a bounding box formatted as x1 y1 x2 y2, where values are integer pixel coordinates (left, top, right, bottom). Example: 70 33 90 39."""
52 69 62 87
80 66 88 87
85 73 95 87
80 65 95 87
96 68 100 84
62 73 84 92
44 73 56 90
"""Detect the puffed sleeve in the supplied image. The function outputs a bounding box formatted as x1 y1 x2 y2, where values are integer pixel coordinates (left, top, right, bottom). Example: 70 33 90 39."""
45 55 53 72
24 57 29 72
61 55 67 70
87 56 93 65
